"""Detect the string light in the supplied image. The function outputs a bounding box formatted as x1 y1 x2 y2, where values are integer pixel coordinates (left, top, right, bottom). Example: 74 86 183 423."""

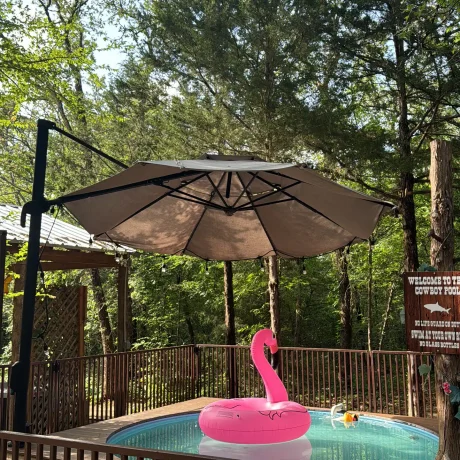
259 257 265 272
161 256 167 273
205 260 209 275
302 258 307 275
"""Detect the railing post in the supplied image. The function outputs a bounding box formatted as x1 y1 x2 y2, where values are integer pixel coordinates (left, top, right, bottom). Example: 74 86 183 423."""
194 346 201 398
366 350 375 413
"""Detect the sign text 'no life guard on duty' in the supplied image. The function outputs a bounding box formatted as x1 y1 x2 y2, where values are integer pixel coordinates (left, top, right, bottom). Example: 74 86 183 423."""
404 272 460 354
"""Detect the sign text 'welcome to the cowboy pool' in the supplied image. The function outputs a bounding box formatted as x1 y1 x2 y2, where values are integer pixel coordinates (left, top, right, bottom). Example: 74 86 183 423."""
404 272 460 354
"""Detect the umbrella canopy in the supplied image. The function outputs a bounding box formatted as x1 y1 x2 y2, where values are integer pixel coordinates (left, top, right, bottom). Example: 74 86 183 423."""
58 155 394 261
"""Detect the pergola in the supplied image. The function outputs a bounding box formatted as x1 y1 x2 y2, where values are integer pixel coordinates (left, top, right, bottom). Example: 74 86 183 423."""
0 204 132 360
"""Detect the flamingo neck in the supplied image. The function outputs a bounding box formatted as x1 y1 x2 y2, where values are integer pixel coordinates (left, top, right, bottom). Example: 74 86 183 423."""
250 330 288 403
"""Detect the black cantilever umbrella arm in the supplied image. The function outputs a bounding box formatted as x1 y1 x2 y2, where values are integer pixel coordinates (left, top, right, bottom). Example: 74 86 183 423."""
11 119 51 433
11 119 128 433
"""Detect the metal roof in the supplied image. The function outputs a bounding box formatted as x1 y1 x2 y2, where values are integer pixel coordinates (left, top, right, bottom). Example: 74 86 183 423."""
0 204 132 253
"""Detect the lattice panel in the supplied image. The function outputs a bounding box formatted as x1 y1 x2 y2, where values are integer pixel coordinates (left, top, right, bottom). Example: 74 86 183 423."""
32 287 82 362
28 286 86 434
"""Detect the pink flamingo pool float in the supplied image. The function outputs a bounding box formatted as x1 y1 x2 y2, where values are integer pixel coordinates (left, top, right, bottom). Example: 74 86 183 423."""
198 329 311 444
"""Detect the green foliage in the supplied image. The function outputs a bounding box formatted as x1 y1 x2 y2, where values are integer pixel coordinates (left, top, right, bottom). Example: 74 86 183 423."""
418 364 431 376
2 0 460 358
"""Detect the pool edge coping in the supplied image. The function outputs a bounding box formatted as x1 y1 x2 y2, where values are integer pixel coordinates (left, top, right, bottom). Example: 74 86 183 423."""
105 407 439 446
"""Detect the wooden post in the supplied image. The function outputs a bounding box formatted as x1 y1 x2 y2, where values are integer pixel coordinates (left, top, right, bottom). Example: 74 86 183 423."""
429 140 460 460
77 287 87 425
9 265 25 430
117 263 128 353
116 263 128 418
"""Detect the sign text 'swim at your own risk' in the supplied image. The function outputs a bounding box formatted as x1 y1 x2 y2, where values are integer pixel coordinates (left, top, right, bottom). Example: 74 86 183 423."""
404 272 460 354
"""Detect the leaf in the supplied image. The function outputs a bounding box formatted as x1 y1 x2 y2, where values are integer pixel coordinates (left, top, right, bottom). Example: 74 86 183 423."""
455 409 460 421
418 364 431 376
450 386 460 405
417 263 437 272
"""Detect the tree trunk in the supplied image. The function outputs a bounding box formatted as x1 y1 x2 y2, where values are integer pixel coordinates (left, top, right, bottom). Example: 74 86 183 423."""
183 300 195 344
223 261 237 397
294 296 301 347
223 261 236 346
379 282 395 350
429 140 460 460
367 239 374 352
268 255 280 341
400 173 419 271
336 248 352 349
90 268 115 354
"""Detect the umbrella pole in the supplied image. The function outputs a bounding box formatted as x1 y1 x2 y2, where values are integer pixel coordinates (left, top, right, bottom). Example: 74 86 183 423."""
11 119 52 433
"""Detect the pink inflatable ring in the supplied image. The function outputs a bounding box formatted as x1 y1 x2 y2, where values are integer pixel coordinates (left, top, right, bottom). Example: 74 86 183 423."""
199 329 311 444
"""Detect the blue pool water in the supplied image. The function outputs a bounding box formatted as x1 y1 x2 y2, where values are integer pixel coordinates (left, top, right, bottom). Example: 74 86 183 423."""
107 411 438 459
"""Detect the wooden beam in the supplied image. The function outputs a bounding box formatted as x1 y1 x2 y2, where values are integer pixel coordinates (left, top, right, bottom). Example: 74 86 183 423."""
8 245 116 265
13 261 117 272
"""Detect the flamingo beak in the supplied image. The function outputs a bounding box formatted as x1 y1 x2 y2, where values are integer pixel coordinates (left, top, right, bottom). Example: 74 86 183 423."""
270 345 280 370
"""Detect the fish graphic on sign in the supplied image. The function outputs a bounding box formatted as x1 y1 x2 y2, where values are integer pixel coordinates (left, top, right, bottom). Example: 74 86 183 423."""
423 301 451 314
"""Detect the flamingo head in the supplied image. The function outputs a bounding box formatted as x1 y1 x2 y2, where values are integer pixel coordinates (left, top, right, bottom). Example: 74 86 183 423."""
256 328 278 354
266 336 278 354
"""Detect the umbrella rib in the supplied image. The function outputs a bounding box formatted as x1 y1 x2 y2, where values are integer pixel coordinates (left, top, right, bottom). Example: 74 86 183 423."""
51 170 202 206
232 172 259 208
94 173 208 237
237 198 294 210
159 184 226 211
205 173 229 208
249 173 350 234
182 172 227 256
168 194 225 211
264 170 394 207
234 181 301 211
235 172 277 256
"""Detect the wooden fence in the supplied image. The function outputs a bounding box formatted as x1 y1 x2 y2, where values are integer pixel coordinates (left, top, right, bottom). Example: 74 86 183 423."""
196 346 436 418
0 431 217 460
0 345 436 435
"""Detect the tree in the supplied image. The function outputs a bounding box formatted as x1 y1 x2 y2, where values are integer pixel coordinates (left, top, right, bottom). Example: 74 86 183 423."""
317 0 460 272
336 248 352 349
117 0 327 341
429 140 460 460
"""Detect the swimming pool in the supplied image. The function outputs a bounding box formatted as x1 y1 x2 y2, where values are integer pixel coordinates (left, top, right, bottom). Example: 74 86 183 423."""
107 411 438 459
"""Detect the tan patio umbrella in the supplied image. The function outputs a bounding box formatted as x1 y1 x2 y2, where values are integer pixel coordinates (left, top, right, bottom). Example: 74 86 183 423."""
54 155 394 260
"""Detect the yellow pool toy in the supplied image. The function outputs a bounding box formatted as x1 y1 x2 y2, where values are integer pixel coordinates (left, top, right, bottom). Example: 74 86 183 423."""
330 406 359 429
340 412 359 423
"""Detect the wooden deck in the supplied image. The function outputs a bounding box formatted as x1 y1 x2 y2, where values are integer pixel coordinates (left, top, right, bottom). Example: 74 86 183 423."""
53 398 218 444
6 398 439 459
53 397 439 444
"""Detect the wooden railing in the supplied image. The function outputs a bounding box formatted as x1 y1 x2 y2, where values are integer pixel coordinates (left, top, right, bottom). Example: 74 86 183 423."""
0 345 436 435
27 345 196 434
0 431 217 460
196 346 436 418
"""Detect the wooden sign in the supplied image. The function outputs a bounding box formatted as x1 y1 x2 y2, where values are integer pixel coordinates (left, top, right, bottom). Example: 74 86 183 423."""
404 272 460 354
